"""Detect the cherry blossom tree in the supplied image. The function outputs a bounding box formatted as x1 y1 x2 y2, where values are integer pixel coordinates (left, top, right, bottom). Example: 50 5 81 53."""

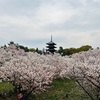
0 44 67 98
68 49 100 100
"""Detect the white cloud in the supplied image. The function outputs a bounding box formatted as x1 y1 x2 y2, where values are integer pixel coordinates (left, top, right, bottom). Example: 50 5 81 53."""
35 4 76 25
0 0 100 49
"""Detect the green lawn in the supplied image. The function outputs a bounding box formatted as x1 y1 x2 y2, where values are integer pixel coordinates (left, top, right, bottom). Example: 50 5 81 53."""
33 78 90 100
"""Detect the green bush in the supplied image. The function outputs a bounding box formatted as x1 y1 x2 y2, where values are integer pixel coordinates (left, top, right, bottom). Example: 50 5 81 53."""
0 82 14 95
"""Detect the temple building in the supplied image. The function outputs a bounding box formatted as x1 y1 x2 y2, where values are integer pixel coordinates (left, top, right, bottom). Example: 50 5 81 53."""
46 36 57 54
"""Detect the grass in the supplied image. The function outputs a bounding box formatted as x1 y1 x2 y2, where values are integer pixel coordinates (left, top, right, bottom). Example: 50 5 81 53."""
33 78 90 100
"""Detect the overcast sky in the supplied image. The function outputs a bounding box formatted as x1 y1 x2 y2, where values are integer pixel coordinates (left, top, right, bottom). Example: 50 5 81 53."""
0 0 100 49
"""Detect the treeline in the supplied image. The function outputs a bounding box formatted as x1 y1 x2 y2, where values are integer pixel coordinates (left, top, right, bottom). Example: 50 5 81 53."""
57 45 93 56
1 41 93 56
7 41 35 52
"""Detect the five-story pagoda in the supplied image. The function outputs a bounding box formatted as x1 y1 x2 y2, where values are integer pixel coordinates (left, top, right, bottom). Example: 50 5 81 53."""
46 36 57 54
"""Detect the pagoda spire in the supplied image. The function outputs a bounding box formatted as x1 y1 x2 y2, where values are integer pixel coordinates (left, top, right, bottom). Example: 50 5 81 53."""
51 35 52 42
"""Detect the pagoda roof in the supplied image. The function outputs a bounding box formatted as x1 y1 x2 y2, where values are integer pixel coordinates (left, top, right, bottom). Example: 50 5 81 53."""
46 41 56 45
46 45 56 48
